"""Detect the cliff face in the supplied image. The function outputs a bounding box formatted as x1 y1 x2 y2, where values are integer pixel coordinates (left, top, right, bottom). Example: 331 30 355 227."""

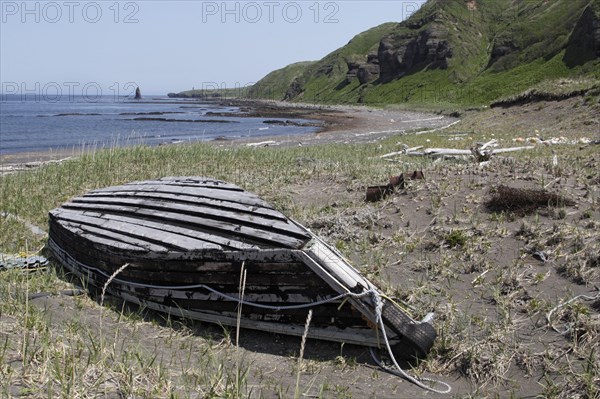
564 4 600 66
346 54 380 85
234 0 600 105
378 24 452 83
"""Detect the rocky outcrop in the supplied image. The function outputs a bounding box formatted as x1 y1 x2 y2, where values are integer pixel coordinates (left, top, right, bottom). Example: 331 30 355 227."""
345 61 361 84
357 54 380 84
488 38 519 68
344 22 454 87
564 5 600 66
378 24 452 83
134 87 142 100
283 78 304 100
345 54 381 85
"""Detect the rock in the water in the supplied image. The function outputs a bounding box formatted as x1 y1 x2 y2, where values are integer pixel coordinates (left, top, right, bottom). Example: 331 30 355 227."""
135 87 142 100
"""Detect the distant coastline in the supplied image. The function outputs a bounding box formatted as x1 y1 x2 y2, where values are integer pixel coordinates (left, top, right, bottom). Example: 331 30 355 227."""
0 96 324 158
0 98 459 170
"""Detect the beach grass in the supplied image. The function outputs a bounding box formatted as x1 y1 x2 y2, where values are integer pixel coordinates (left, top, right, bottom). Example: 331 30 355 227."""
1 131 599 397
0 140 412 398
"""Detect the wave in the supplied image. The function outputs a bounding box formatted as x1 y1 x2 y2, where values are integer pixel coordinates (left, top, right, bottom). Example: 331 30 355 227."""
131 117 239 123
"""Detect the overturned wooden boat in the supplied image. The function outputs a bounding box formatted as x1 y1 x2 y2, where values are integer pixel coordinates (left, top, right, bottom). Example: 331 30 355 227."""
47 177 436 358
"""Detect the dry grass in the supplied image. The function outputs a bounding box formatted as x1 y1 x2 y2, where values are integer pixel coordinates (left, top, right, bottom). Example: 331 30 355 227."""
0 131 599 397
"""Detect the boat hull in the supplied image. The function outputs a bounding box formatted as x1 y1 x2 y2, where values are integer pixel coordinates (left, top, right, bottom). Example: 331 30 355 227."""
47 177 435 358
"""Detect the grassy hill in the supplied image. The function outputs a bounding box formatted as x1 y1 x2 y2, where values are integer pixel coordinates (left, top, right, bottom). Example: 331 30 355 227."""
245 0 600 107
246 61 316 100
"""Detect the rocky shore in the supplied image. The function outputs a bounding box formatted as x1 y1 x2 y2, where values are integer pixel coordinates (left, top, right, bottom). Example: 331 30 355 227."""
0 99 457 172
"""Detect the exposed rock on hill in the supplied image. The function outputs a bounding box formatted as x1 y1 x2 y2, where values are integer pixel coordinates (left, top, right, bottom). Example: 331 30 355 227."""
564 3 600 66
378 24 452 83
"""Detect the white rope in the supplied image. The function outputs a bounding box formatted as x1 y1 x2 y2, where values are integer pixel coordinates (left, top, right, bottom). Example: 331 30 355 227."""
99 267 377 310
370 293 452 394
49 239 451 393
51 241 377 311
546 288 600 334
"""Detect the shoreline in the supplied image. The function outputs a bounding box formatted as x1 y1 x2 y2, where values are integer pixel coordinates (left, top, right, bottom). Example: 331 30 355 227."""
0 99 457 171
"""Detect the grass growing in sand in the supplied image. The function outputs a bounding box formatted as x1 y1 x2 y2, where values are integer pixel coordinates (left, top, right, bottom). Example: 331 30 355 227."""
1 131 599 397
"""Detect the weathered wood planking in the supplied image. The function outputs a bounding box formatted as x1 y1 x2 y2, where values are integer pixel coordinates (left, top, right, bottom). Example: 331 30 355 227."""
88 180 271 208
82 190 287 220
49 176 312 253
47 177 437 359
67 196 307 240
47 236 368 329
52 206 305 250
51 202 309 251
118 291 394 348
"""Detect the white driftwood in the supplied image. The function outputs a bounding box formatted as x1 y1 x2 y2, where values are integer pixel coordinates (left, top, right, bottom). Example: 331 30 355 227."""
491 146 535 154
379 150 405 159
424 148 472 155
479 139 498 150
246 140 277 147
399 145 535 158
414 120 461 135
379 146 424 159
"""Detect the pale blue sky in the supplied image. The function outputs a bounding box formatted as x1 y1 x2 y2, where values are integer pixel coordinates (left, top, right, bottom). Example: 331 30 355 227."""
1 1 425 95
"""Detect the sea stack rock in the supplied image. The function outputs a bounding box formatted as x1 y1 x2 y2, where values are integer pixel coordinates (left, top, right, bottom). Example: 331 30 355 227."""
134 87 142 100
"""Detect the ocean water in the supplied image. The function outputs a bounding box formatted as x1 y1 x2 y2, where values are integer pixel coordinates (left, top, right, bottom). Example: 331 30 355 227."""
0 95 319 155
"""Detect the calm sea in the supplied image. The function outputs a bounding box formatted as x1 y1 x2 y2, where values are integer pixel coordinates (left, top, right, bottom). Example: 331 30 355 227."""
0 95 319 155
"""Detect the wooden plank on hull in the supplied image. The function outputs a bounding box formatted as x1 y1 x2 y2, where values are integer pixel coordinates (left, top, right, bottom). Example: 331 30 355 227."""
125 287 333 304
62 209 260 251
304 239 371 290
50 222 151 253
60 220 171 253
48 229 134 272
58 203 308 249
51 209 222 251
120 269 325 286
70 196 308 239
90 183 271 209
91 177 244 192
82 191 287 221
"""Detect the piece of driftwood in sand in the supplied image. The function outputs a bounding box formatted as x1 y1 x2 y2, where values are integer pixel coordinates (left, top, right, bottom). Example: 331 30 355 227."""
389 143 535 160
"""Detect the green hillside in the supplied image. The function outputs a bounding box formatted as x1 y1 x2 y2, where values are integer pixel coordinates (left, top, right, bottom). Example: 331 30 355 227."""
245 22 398 103
246 61 316 100
247 0 600 107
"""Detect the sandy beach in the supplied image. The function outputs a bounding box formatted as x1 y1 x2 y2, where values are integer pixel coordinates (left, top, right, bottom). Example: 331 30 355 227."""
0 100 458 173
